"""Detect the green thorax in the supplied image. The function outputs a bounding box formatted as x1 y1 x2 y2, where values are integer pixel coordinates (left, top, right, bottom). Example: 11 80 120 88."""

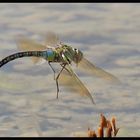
56 44 83 64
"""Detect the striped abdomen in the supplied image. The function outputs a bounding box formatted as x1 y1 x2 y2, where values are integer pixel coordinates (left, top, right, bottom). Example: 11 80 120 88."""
0 50 57 68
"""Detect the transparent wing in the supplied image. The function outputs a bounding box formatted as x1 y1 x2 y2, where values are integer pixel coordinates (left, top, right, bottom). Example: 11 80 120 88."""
43 31 60 46
16 32 60 64
59 65 95 104
16 36 47 51
16 36 47 64
16 32 60 52
78 57 120 84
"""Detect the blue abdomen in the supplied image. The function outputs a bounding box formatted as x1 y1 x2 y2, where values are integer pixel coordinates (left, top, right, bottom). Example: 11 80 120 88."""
42 50 55 61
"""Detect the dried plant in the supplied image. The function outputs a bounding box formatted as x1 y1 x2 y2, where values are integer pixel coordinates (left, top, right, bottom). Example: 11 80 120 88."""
87 113 120 137
88 128 97 137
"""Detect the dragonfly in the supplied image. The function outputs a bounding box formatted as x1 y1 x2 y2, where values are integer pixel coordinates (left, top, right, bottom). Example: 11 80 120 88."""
0 32 120 104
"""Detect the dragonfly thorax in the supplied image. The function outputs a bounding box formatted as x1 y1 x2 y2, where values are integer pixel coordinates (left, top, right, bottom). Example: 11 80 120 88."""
61 45 83 65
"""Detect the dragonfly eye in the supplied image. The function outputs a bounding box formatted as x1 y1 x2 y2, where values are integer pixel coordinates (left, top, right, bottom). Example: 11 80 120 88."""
73 48 79 54
71 48 83 64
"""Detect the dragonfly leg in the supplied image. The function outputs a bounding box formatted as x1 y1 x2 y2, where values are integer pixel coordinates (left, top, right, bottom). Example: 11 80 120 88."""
48 61 56 80
60 63 72 76
55 63 67 99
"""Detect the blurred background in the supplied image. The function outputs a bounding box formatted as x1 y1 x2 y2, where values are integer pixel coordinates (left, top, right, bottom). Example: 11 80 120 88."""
0 3 139 136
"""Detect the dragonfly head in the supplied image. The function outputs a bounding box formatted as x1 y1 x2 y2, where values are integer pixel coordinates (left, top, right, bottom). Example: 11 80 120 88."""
72 47 83 65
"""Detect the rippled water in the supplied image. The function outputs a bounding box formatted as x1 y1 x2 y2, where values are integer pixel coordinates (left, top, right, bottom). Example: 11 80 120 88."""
0 3 139 137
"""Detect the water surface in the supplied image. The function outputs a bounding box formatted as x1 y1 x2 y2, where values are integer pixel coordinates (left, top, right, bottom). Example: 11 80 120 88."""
0 3 139 137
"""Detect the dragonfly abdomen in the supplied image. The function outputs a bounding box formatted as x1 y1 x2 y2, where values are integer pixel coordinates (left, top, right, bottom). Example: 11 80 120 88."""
42 50 56 62
0 51 43 68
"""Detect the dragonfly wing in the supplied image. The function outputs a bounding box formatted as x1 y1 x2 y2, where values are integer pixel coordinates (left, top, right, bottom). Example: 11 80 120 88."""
59 65 95 104
16 37 47 64
44 32 60 46
78 57 120 84
17 37 47 51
